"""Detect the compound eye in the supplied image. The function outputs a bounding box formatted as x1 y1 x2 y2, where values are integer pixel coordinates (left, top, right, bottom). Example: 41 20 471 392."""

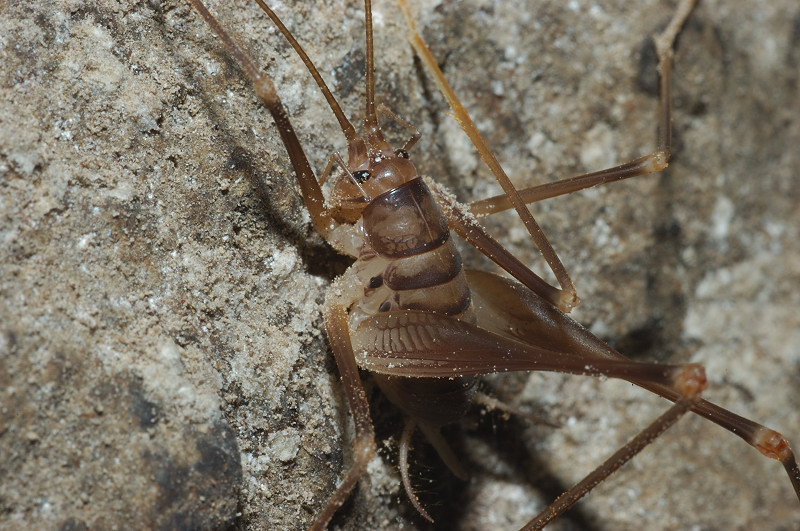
395 148 409 159
353 170 371 183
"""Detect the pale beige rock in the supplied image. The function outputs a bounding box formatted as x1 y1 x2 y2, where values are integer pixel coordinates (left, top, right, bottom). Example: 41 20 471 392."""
2 1 799 530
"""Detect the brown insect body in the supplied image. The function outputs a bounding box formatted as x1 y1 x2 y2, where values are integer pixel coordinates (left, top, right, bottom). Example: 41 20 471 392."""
359 176 479 424
185 0 800 528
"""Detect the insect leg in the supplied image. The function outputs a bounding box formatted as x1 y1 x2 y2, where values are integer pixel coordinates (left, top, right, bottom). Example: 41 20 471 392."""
352 309 708 396
467 269 800 504
429 177 575 312
397 0 580 312
187 0 336 241
523 392 702 530
313 276 379 531
187 3 382 527
469 0 697 218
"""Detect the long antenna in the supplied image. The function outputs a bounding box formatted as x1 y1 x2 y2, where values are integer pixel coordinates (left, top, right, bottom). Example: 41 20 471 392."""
253 0 367 167
363 0 388 151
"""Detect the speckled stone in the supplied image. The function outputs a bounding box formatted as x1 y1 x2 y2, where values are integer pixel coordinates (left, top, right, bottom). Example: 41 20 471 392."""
2 1 799 530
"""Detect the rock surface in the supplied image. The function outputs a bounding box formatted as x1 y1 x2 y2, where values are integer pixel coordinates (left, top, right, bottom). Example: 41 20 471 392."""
2 0 799 530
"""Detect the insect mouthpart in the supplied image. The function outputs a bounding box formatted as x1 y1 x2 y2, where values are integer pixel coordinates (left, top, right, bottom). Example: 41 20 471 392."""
353 170 371 183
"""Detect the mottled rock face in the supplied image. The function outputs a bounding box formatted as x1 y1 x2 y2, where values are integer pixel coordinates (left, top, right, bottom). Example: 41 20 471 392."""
2 1 799 530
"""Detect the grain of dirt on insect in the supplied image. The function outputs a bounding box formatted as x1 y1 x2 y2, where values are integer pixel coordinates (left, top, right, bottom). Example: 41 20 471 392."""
1 0 799 530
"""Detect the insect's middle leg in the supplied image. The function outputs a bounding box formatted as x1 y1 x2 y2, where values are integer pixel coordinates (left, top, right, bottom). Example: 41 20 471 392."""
398 0 580 312
469 0 697 219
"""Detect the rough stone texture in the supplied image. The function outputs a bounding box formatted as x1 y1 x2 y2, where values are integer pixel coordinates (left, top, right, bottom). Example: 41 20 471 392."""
1 1 799 530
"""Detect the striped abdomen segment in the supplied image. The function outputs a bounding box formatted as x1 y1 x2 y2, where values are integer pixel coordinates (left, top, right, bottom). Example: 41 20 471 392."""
362 177 470 317
362 177 477 426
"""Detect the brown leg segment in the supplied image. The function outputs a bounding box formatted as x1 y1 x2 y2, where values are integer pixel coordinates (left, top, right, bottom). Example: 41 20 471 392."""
187 0 336 241
523 393 703 530
428 178 575 312
313 299 377 531
469 0 696 218
398 0 579 312
465 269 800 507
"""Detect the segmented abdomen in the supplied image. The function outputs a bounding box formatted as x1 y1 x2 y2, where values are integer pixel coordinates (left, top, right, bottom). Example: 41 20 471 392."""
362 177 472 319
361 177 477 426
